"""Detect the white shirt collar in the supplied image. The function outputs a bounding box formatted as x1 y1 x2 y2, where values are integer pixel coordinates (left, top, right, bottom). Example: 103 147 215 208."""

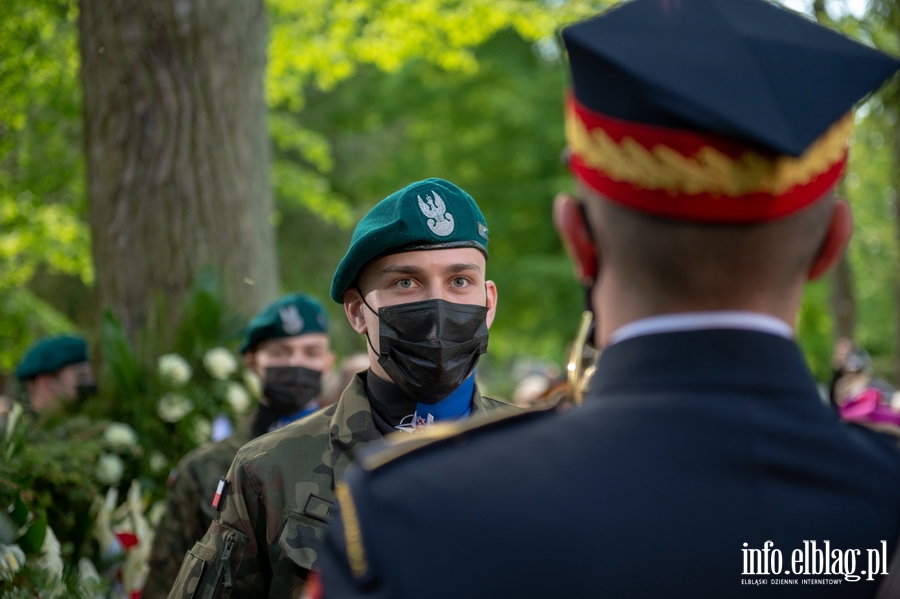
608 311 793 346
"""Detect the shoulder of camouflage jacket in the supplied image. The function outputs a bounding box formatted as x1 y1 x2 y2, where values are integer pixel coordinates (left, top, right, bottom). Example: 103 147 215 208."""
233 403 339 466
360 400 556 472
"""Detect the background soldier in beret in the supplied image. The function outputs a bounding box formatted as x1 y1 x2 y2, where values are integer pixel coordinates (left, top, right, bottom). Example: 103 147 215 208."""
316 1 900 598
167 178 514 598
15 334 96 416
144 293 334 599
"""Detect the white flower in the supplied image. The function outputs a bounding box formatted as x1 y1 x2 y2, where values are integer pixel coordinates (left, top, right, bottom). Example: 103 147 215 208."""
104 422 137 450
157 393 193 423
147 501 167 529
226 382 251 414
5 402 23 441
149 451 168 473
37 526 63 581
158 353 192 386
203 347 237 380
95 453 125 486
77 557 102 594
243 369 261 398
0 544 25 581
192 418 212 444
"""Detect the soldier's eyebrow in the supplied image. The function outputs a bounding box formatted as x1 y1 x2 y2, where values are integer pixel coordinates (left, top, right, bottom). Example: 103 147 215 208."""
443 263 481 275
379 265 425 277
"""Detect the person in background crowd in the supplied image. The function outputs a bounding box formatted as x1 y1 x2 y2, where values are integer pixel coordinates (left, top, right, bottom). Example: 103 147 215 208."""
15 335 96 416
167 177 516 598
511 374 551 407
830 337 895 406
316 1 900 597
143 293 334 598
828 337 900 433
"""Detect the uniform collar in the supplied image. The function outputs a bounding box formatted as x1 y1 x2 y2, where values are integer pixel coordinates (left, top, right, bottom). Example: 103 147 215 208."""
609 311 792 347
327 370 490 481
591 328 817 398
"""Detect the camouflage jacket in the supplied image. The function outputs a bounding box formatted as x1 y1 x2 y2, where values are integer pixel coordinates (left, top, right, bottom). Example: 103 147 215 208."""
167 372 512 599
144 418 254 599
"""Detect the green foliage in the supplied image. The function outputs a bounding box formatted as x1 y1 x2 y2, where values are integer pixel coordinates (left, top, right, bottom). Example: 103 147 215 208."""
0 404 116 596
80 270 255 502
267 0 597 106
842 104 900 362
0 0 90 296
0 289 76 373
0 191 91 289
172 268 247 359
797 280 834 382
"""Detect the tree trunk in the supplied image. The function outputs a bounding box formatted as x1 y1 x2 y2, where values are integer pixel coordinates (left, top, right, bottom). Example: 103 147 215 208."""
79 0 278 341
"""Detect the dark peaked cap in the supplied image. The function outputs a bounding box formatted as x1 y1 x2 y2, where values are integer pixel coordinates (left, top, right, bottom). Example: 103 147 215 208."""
562 0 900 157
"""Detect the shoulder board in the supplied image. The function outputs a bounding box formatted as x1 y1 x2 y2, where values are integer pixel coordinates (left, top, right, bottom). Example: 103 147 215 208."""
361 401 557 472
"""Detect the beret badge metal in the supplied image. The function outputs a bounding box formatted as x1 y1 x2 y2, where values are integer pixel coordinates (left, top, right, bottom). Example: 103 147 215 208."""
417 190 455 237
279 305 304 335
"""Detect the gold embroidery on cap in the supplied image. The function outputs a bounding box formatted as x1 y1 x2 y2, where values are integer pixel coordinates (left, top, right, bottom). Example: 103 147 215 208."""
566 107 852 197
335 483 368 578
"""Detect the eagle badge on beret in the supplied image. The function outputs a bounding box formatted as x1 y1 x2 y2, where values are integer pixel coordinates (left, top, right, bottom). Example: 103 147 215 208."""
279 305 304 335
418 191 455 237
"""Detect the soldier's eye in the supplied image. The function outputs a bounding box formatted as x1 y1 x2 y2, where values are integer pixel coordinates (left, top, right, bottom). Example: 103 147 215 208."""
451 277 468 288
396 279 413 289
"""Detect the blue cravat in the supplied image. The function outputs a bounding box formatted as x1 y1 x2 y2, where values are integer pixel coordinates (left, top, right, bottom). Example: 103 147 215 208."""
415 374 475 422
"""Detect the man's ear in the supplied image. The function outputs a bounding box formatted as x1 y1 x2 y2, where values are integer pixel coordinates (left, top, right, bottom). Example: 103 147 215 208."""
243 351 263 378
553 192 599 284
343 288 368 334
484 280 498 329
808 198 853 281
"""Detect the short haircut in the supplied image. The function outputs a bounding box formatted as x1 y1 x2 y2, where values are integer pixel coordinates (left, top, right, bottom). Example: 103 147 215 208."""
580 184 836 307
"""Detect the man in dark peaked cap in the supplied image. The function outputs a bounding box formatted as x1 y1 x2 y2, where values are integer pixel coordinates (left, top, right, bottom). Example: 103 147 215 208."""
316 1 900 597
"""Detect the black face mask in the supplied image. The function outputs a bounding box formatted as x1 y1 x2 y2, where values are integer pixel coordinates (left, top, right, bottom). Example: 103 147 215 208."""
262 366 322 415
364 297 489 404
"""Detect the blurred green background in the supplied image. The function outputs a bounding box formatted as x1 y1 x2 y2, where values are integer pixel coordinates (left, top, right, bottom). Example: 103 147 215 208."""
3 0 900 398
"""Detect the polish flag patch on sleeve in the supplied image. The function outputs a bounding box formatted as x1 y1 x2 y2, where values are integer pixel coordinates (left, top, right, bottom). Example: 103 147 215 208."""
212 477 229 511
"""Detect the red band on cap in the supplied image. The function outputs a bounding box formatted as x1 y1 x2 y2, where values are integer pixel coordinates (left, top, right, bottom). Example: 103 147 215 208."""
566 94 849 222
570 153 847 223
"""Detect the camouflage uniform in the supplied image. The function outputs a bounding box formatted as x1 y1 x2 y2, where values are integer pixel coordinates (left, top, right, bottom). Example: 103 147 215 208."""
168 372 512 598
144 420 253 599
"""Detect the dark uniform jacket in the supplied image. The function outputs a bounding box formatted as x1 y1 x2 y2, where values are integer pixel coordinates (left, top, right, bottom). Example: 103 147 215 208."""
167 371 512 598
320 330 900 599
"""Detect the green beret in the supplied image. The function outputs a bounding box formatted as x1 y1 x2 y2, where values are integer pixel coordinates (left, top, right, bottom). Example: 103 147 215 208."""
239 293 329 354
330 178 489 303
16 335 89 380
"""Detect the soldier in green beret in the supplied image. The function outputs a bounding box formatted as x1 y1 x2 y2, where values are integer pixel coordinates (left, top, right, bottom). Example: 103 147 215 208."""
168 178 515 598
15 335 96 415
144 293 334 598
